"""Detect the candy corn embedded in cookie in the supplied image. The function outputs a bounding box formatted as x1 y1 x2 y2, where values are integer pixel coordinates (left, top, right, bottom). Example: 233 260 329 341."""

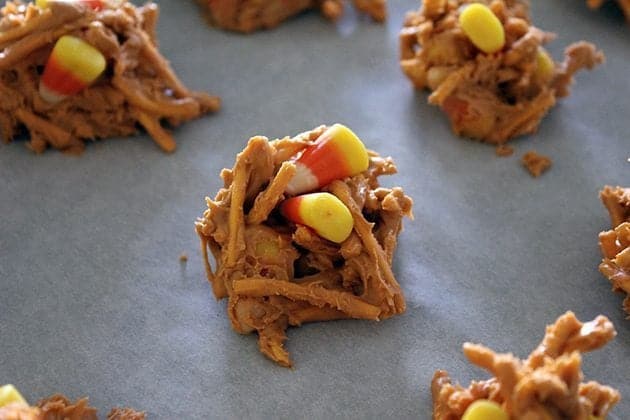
281 192 353 243
285 124 369 195
39 36 106 104
535 47 555 83
458 3 505 54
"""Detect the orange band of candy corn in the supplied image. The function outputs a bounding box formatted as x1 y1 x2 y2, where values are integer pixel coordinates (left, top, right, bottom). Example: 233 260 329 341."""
41 56 89 96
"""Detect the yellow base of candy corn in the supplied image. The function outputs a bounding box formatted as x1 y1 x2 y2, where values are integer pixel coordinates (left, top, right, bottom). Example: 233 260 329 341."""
51 36 106 85
325 124 369 175
295 193 353 243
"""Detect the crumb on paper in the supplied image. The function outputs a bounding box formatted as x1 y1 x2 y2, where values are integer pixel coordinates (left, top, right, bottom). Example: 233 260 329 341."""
522 150 552 177
495 144 514 157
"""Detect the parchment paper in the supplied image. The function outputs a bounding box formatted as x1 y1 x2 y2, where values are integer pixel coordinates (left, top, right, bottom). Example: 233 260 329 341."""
0 0 628 418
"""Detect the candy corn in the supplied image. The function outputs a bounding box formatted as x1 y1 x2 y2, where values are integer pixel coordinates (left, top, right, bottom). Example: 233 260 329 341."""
0 385 27 408
39 35 106 104
459 3 505 54
281 192 353 243
285 124 369 196
36 0 107 10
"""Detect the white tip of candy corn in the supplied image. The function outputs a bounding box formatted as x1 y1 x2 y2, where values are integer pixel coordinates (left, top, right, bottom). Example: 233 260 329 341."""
38 83 67 104
285 163 318 196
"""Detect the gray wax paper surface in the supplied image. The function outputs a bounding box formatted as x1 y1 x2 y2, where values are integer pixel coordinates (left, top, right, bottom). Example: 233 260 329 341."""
0 0 629 418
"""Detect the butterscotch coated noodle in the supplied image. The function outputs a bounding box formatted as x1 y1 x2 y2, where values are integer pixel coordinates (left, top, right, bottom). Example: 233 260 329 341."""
195 126 412 367
431 311 620 419
0 1 220 154
198 0 386 33
400 0 604 143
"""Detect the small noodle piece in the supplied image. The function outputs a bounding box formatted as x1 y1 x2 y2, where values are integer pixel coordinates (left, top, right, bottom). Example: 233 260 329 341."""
246 161 296 225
